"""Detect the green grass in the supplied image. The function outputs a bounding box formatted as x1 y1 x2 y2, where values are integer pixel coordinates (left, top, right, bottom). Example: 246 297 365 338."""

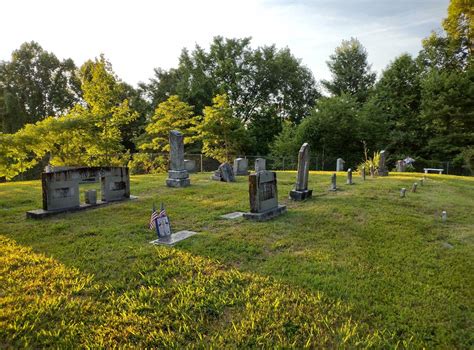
1 171 473 348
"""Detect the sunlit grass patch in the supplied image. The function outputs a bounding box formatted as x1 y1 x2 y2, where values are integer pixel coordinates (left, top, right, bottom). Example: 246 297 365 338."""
1 171 473 347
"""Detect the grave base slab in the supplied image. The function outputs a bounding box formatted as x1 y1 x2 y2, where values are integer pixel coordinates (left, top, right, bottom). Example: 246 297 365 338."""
149 230 198 246
289 189 313 201
243 205 287 222
166 178 190 187
26 196 138 219
220 211 245 219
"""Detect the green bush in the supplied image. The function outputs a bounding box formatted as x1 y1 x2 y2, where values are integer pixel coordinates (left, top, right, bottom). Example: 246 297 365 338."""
128 153 167 174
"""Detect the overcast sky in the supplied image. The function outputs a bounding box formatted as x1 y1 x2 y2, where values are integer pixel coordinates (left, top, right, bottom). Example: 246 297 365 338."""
1 0 449 86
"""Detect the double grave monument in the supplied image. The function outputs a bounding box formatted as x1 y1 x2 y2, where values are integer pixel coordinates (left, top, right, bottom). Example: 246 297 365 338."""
27 166 135 218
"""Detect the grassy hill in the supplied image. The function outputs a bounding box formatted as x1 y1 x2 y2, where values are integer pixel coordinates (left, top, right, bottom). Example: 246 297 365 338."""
1 172 473 348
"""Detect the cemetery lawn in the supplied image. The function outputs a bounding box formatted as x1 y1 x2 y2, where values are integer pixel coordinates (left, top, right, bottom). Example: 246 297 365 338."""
1 172 473 348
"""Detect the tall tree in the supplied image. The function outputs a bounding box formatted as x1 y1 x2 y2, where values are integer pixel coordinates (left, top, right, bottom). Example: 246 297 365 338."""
142 37 319 154
420 66 474 160
297 94 362 167
322 38 376 103
0 41 81 133
359 54 423 158
78 55 138 164
139 95 199 152
197 94 248 162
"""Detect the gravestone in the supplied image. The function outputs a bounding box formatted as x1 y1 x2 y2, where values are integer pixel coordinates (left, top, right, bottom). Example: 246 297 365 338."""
289 143 312 201
85 190 97 205
370 165 375 177
211 162 235 182
441 210 447 223
400 188 406 198
361 166 366 181
378 150 389 176
412 182 418 192
166 130 190 187
336 158 345 171
329 173 337 191
233 158 249 176
184 159 196 173
149 204 198 246
396 160 406 172
420 178 424 186
243 171 286 221
27 166 136 219
101 167 131 202
346 168 354 185
255 158 266 172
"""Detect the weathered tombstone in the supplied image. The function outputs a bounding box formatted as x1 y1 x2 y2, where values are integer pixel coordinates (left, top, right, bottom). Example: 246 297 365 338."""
378 150 389 176
85 190 97 205
346 168 353 185
289 143 312 201
184 159 196 173
243 171 286 221
412 182 418 192
211 162 235 182
361 166 366 181
41 171 80 211
420 178 424 186
329 173 337 191
166 130 190 187
255 158 266 172
441 210 447 223
101 167 131 202
233 158 249 176
336 158 345 172
370 165 375 177
396 160 406 172
400 188 406 198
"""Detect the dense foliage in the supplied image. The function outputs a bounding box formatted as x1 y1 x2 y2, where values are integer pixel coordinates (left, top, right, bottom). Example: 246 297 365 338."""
0 0 472 179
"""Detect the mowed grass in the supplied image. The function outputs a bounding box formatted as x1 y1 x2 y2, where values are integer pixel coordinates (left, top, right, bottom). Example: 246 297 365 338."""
0 171 473 348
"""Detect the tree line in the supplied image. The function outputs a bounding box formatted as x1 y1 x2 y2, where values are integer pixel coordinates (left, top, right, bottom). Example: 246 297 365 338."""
0 0 472 179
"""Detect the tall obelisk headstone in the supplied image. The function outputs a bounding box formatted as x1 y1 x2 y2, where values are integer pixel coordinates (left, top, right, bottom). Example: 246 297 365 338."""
378 150 389 176
166 130 190 187
289 143 312 200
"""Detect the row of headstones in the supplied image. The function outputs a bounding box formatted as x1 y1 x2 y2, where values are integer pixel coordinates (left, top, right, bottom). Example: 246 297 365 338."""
164 131 394 220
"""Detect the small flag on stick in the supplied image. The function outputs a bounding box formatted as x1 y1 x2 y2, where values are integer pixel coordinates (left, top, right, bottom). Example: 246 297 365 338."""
149 203 171 237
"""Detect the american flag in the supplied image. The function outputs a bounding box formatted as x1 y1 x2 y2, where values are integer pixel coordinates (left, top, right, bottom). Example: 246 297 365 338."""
149 205 166 230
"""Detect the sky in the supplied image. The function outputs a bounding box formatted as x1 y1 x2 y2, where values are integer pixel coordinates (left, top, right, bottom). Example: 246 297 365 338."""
0 0 449 86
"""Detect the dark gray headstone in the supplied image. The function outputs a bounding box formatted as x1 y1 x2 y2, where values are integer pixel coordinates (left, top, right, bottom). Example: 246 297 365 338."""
396 160 406 172
361 166 366 181
329 173 337 191
243 171 286 221
212 163 235 182
346 168 353 185
255 158 266 172
166 130 190 187
378 150 389 176
233 158 249 176
290 143 312 201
